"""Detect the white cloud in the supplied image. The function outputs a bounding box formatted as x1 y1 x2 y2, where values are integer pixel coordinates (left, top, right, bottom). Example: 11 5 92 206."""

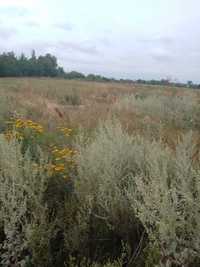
54 23 73 31
0 0 39 8
0 0 199 82
0 25 17 39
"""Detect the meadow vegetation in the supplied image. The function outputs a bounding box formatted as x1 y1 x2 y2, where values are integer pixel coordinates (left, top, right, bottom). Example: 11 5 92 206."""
0 78 199 267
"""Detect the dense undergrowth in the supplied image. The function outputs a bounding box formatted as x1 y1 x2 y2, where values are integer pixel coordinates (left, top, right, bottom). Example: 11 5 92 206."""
0 81 199 267
0 117 199 267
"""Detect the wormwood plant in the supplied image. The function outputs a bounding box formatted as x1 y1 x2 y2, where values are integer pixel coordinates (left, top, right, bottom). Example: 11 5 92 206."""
114 93 199 130
0 119 77 267
126 132 200 267
74 121 146 266
75 121 200 267
0 96 13 132
0 116 199 267
0 134 51 266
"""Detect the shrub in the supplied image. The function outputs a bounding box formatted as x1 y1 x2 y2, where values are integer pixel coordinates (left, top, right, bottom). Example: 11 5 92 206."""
0 134 51 266
0 112 199 266
126 132 200 267
74 120 146 266
0 117 79 266
75 120 200 267
61 90 81 106
114 93 199 130
0 96 13 132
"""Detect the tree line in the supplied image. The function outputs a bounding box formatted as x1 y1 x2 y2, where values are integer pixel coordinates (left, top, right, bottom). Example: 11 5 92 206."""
0 50 112 81
0 50 199 88
0 51 64 77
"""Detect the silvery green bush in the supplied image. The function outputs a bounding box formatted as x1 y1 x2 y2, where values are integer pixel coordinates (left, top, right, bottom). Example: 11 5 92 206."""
75 121 200 267
0 134 50 266
126 132 200 267
114 93 199 130
0 119 199 267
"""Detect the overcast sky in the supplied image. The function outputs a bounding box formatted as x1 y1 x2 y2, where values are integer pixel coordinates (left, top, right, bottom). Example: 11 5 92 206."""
0 0 199 82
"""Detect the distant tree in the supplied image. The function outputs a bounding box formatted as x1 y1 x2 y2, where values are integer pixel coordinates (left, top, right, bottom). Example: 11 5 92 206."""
28 50 38 76
87 74 96 81
187 80 193 88
0 52 18 77
37 54 58 77
136 79 146 84
18 53 29 76
57 67 65 77
160 78 170 85
0 50 64 78
65 71 85 79
0 50 198 88
86 74 111 82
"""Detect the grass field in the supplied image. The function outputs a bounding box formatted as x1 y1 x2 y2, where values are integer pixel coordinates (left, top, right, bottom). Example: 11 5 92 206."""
0 77 199 133
0 78 200 267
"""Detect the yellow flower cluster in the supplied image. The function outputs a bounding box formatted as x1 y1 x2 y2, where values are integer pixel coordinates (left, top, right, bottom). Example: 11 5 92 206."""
57 126 72 137
8 118 44 133
50 146 77 176
50 163 65 172
52 147 77 160
4 117 77 181
4 118 44 142
4 130 23 141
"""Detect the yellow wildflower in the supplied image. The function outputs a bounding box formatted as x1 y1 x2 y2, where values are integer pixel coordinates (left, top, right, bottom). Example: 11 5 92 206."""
57 126 72 137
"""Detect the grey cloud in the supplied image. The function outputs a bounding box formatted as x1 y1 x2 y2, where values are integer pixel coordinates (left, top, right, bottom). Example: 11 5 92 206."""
0 26 17 39
151 48 173 62
57 41 100 55
0 6 29 17
1 40 56 57
141 36 174 46
137 35 175 63
7 39 100 58
96 37 111 47
26 21 39 28
57 54 105 66
152 53 172 62
22 41 55 55
54 23 73 31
